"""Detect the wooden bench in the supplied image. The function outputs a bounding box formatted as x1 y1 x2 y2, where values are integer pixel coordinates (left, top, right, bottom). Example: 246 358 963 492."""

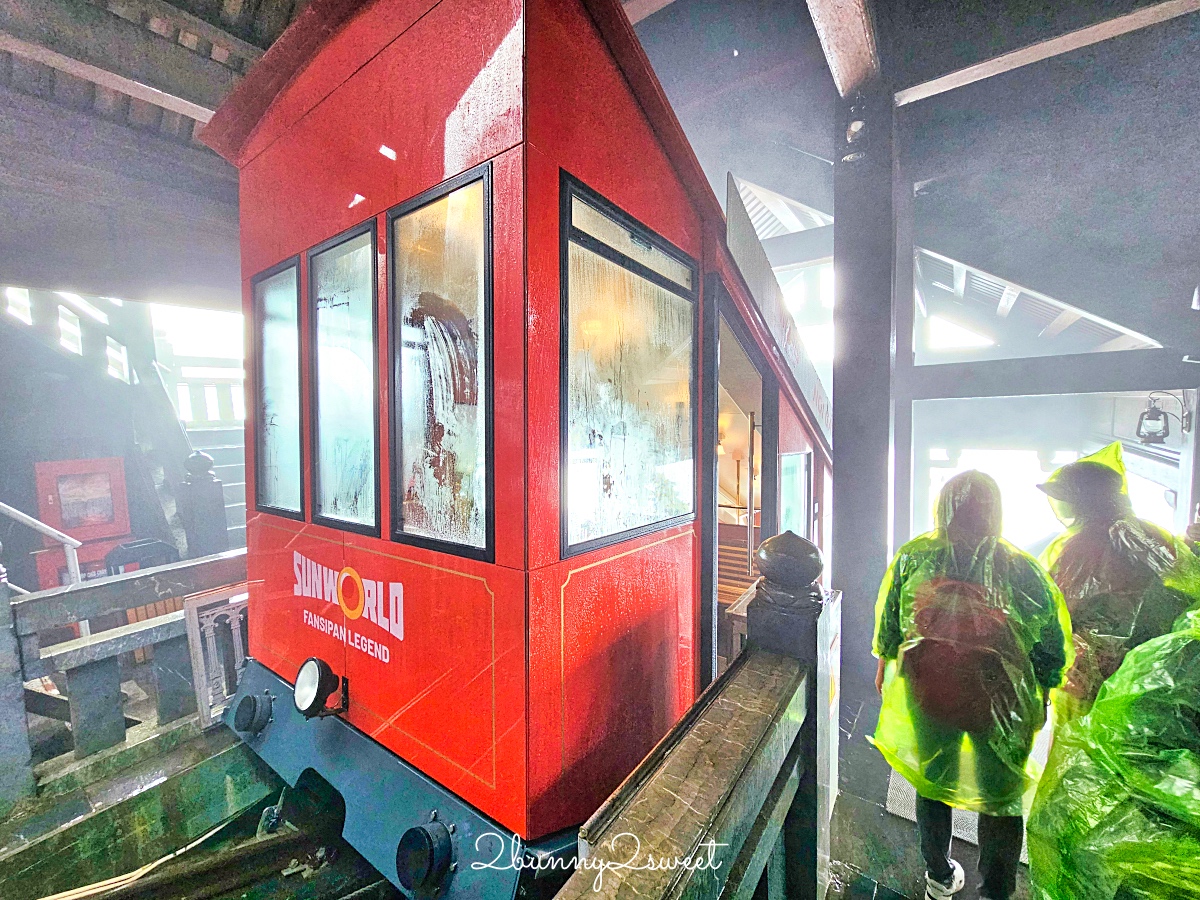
11 549 247 758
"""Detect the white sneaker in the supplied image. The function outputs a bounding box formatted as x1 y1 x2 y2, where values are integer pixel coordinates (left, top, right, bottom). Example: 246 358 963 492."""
924 859 965 900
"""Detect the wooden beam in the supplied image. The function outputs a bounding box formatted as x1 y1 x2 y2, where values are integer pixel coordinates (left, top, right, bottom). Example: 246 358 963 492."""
0 31 214 121
0 79 235 210
762 225 834 269
804 0 881 97
895 348 1200 402
621 0 676 24
895 0 1200 107
952 261 967 299
1040 308 1082 339
127 0 264 62
997 284 1020 318
0 0 239 121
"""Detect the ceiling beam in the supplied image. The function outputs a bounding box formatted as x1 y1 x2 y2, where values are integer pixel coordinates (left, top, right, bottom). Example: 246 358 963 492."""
895 0 1200 107
896 349 1200 402
0 0 239 122
763 225 834 269
621 0 677 25
804 0 881 97
0 81 239 308
1040 309 1082 339
128 0 264 62
997 285 1020 318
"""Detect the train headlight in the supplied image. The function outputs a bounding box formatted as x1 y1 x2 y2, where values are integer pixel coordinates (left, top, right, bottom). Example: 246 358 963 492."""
396 821 453 892
294 657 340 718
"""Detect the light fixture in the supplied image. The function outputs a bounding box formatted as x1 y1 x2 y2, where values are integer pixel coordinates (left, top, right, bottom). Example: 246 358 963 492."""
293 657 347 719
1135 392 1192 445
717 432 726 456
1136 400 1169 444
1192 286 1200 312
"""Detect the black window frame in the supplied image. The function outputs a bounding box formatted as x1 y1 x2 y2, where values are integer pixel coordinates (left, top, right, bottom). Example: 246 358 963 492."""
250 255 305 522
307 219 382 537
559 171 700 558
386 162 495 563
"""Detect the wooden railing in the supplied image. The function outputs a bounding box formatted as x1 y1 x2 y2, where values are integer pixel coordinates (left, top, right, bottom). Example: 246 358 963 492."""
556 537 841 900
0 549 247 814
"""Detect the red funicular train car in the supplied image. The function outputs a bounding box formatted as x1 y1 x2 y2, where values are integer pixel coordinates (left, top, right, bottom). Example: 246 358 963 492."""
206 0 831 895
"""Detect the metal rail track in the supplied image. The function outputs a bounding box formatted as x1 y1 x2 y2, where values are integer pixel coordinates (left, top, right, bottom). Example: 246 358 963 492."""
96 815 400 900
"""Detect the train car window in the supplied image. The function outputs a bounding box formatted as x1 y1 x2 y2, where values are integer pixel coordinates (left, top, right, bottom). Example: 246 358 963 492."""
561 175 698 555
570 196 693 291
390 169 491 555
252 260 303 517
309 225 378 533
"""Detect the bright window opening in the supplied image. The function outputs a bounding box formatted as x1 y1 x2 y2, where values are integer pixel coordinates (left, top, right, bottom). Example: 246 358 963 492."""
105 337 129 382
58 306 82 355
5 286 32 325
927 315 995 350
176 384 194 422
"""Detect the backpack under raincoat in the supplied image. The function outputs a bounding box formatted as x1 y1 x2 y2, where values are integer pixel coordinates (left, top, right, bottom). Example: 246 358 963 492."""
871 471 1073 817
1039 442 1200 727
1027 610 1200 900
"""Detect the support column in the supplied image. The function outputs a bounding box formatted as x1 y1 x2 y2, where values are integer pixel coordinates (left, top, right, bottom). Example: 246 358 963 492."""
831 85 895 698
66 657 125 758
0 561 36 814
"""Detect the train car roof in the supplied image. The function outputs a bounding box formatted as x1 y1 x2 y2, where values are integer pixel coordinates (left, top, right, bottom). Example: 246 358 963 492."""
199 0 723 228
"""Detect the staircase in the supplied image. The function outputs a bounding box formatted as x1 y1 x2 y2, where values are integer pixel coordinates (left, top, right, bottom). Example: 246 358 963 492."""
151 339 247 550
0 283 242 564
187 425 246 548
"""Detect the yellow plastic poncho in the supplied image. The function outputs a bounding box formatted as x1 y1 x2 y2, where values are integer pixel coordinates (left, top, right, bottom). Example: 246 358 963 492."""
1027 609 1200 900
870 470 1073 817
1038 442 1200 726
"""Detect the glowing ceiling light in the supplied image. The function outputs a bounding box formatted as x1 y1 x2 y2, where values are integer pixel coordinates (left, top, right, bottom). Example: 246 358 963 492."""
927 315 993 350
379 145 396 161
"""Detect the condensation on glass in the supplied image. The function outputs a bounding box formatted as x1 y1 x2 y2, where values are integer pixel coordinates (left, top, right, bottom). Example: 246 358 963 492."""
571 197 693 291
393 179 488 549
254 265 302 513
565 192 695 549
311 231 376 528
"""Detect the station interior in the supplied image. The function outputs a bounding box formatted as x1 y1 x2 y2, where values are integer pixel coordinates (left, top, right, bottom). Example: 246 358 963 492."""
0 1 1197 899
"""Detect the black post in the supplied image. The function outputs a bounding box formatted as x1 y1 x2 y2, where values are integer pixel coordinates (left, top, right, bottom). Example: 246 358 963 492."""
745 532 826 900
698 274 722 689
0 547 36 814
178 451 229 558
830 85 895 700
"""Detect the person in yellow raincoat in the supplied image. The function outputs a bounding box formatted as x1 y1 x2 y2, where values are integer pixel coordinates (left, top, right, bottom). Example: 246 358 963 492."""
1027 609 1200 900
1037 441 1200 726
871 470 1072 900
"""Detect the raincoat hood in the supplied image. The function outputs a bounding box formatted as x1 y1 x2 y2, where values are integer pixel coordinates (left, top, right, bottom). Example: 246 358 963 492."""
1038 442 1132 527
935 469 1003 546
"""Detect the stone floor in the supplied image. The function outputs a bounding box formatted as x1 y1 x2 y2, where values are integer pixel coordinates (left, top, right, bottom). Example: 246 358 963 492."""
840 873 909 899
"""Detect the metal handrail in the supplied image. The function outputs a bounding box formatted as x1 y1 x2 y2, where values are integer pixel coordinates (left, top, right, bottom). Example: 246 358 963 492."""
0 501 84 636
0 501 83 585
